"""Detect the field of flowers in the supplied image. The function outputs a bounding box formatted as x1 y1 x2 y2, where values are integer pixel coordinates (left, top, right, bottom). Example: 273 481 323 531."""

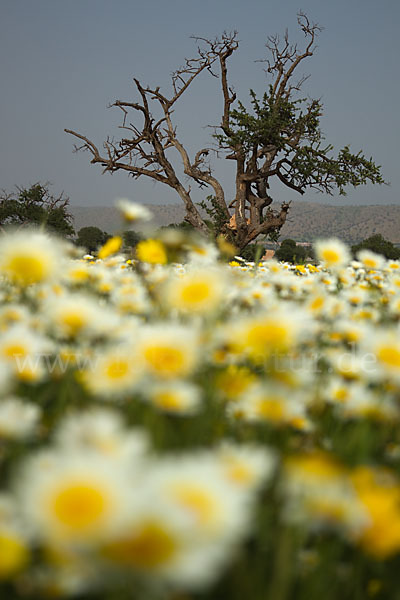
0 202 400 600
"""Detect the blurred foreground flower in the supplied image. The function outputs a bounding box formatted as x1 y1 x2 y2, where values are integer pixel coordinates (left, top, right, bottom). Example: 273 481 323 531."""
0 230 65 286
314 238 350 269
98 236 122 259
136 239 167 264
116 198 153 224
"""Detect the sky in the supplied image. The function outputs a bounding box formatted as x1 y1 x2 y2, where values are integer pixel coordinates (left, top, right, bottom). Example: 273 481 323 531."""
0 0 398 209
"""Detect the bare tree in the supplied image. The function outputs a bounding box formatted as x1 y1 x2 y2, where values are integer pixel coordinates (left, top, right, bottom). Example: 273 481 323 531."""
65 13 385 251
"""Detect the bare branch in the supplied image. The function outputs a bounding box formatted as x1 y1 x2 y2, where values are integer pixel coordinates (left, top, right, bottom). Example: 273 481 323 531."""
219 37 238 135
260 12 322 101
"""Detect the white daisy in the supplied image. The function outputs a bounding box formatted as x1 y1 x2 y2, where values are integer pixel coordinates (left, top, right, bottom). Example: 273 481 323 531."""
16 450 134 547
0 397 40 440
136 324 199 380
116 198 153 224
146 381 201 415
314 239 350 270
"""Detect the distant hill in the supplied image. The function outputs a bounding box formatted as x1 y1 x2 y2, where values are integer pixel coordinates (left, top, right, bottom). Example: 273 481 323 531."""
279 203 400 244
70 205 188 235
69 202 400 244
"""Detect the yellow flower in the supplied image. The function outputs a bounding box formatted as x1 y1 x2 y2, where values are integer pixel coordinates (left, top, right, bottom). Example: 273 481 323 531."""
215 365 257 401
307 264 319 273
352 467 400 559
286 452 346 481
136 239 167 264
103 520 177 569
98 236 123 259
0 532 29 579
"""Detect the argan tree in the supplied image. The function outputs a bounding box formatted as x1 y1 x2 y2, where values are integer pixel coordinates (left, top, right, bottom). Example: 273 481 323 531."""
65 13 385 251
0 183 75 238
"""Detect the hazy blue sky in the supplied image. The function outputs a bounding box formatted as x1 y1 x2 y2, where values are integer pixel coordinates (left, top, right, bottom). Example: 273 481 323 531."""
1 0 398 208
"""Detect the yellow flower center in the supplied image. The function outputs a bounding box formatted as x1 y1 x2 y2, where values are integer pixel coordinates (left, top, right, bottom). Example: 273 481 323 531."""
334 388 349 402
246 322 290 354
70 268 89 282
310 296 324 311
180 282 211 305
103 521 176 568
174 485 216 525
4 343 27 358
154 392 182 411
257 398 285 422
6 254 47 285
62 312 86 335
225 461 253 485
364 258 377 268
308 498 347 523
0 533 29 578
216 367 255 399
330 332 342 342
289 416 308 430
321 249 340 264
105 360 130 380
378 345 400 369
144 346 186 377
289 454 344 480
357 309 373 320
3 309 21 322
52 483 107 531
192 246 208 255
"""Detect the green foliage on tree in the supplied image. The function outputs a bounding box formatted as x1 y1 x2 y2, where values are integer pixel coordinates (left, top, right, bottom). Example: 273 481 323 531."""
76 226 110 253
0 183 75 237
215 91 385 199
239 243 266 262
275 239 308 263
198 195 229 238
123 230 142 248
162 221 196 232
351 234 400 260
